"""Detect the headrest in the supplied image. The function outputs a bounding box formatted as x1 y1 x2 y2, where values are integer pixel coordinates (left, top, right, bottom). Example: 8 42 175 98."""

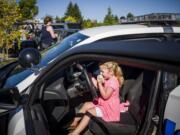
127 72 144 103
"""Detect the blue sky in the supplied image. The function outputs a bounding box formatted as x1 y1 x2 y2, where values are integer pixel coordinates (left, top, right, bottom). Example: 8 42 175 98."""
36 0 180 22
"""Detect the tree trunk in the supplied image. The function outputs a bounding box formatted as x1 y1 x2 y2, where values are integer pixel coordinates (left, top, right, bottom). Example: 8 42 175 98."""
6 43 9 60
4 39 9 60
2 40 6 60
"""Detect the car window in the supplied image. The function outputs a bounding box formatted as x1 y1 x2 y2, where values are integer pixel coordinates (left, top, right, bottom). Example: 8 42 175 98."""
4 33 89 88
67 23 81 29
39 32 88 67
52 25 64 29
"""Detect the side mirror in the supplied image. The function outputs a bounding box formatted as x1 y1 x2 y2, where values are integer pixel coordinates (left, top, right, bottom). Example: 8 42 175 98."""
0 87 21 110
18 48 41 68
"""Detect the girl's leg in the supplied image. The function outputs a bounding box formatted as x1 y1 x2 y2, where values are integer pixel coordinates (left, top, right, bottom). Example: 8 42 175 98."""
70 102 94 127
71 108 96 135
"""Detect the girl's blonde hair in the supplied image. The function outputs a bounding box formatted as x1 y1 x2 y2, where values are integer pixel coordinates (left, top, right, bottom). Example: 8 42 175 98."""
100 61 124 86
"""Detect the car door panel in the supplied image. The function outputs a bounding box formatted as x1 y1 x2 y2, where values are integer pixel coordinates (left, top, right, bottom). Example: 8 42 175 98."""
8 108 26 135
42 77 69 128
30 104 51 135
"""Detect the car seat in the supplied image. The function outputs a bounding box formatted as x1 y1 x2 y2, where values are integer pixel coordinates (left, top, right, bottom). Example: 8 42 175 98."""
88 72 146 135
120 79 136 103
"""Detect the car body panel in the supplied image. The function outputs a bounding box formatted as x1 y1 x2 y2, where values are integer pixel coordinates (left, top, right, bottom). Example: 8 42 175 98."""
79 25 148 36
164 85 180 131
16 72 39 93
3 25 180 93
14 34 180 93
0 24 180 135
76 25 180 47
8 109 26 135
68 40 180 66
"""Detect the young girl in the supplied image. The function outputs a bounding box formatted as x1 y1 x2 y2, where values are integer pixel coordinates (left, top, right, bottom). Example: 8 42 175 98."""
69 61 124 135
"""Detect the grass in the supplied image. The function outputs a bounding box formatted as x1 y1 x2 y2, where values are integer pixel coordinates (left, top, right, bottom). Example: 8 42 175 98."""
0 43 56 68
0 53 17 68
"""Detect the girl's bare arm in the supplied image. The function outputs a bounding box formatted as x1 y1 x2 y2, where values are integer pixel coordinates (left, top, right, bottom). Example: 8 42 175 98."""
47 26 57 38
98 83 113 100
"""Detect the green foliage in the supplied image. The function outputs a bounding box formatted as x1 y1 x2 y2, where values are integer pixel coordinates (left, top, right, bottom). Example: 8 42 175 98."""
73 3 83 23
18 0 38 20
63 2 83 23
0 0 21 30
82 19 104 29
64 16 77 23
82 19 94 28
120 16 126 19
0 0 21 59
114 15 119 23
103 7 119 25
176 20 180 26
64 1 74 17
55 16 62 23
127 12 134 19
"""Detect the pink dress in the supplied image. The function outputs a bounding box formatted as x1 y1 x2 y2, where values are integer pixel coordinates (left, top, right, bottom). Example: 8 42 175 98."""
93 76 121 122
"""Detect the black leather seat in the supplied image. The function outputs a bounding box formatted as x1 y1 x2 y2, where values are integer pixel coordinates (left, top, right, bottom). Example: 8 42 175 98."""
88 72 145 135
120 79 136 102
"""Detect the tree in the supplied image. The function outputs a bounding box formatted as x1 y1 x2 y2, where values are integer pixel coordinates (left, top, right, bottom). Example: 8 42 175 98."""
63 2 83 23
0 0 21 59
18 0 38 21
82 19 94 28
73 3 83 23
114 15 119 23
103 7 118 25
127 12 134 20
176 20 180 26
64 1 74 17
82 19 103 29
120 16 126 20
64 16 77 23
55 16 62 23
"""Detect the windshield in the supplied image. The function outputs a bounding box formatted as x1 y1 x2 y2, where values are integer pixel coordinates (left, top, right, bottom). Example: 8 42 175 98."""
4 33 89 88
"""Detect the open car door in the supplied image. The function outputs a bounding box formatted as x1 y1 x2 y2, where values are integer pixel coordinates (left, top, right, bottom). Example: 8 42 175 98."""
0 87 51 135
28 103 51 135
0 62 18 88
0 87 26 135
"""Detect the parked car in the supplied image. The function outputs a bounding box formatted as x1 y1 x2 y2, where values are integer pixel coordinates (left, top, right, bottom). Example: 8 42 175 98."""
0 24 180 135
20 40 38 51
51 23 81 41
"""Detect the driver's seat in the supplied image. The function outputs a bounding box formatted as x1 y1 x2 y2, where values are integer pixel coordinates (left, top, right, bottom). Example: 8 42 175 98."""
88 72 147 135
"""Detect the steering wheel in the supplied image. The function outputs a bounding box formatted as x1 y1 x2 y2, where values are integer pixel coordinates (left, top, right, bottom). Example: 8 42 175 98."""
76 64 98 100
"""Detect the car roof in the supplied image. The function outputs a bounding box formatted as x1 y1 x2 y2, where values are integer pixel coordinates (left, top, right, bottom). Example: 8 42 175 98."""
79 24 147 36
65 40 180 66
76 24 180 46
79 24 180 36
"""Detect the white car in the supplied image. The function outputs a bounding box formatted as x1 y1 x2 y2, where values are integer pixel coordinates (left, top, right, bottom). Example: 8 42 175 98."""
0 24 180 135
5 24 180 92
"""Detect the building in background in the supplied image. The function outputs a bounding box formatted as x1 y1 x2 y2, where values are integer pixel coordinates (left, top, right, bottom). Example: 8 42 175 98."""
120 13 180 25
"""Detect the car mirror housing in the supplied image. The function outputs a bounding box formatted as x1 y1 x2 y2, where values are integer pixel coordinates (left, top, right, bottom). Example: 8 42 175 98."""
18 48 41 69
0 87 21 107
